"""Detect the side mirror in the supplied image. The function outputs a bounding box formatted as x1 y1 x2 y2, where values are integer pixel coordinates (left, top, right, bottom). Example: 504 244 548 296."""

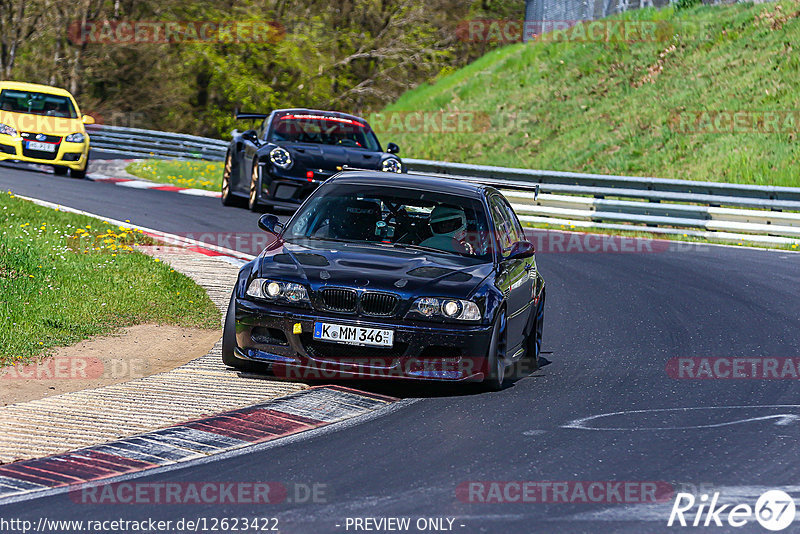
506 240 535 260
258 214 283 235
81 115 95 125
386 142 399 154
242 130 259 144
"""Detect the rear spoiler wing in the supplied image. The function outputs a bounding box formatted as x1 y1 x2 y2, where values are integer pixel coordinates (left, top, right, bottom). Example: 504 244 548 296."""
234 109 269 121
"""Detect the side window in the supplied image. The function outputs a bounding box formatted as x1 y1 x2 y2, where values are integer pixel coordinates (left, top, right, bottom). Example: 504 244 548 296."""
489 196 514 255
500 197 523 243
259 118 269 140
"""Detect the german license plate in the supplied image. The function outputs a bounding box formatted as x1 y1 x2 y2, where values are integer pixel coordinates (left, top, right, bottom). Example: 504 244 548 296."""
313 322 394 348
26 141 56 152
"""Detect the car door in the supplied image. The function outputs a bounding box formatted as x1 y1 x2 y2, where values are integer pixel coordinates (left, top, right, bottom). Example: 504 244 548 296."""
237 119 267 194
489 194 534 353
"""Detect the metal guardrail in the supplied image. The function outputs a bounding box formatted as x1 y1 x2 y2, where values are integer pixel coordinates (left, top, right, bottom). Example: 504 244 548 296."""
85 125 800 245
86 124 227 161
403 159 800 204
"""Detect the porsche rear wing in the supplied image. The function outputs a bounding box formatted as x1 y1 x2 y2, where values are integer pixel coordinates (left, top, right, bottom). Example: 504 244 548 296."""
234 109 269 121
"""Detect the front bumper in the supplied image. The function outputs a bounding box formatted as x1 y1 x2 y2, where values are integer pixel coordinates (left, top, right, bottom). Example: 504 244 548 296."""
232 297 493 382
259 167 334 206
0 136 89 170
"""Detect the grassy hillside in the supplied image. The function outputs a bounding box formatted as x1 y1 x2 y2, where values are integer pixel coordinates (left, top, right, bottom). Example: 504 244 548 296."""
376 1 800 186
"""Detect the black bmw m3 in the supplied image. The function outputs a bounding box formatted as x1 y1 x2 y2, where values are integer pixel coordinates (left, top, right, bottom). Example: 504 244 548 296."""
222 171 545 389
221 109 403 212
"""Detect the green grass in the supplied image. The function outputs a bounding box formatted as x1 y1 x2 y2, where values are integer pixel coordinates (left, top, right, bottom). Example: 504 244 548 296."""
377 1 800 186
126 160 223 191
0 191 220 367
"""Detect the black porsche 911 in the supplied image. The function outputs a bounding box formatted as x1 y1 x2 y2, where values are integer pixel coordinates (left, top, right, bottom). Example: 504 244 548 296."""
222 171 546 390
221 108 403 211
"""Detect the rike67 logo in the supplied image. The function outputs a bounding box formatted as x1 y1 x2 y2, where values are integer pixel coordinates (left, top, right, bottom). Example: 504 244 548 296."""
668 490 796 531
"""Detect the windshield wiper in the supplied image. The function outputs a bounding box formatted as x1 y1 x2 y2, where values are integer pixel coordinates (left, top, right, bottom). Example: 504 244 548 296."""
298 236 354 244
390 243 448 255
299 237 450 255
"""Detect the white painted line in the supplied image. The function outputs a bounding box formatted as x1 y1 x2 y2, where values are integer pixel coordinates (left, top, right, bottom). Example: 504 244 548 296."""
563 405 800 431
0 476 46 491
179 188 222 198
116 180 164 189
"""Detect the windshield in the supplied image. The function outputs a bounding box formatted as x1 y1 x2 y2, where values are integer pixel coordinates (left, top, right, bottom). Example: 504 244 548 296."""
269 113 381 151
284 184 493 261
0 90 77 118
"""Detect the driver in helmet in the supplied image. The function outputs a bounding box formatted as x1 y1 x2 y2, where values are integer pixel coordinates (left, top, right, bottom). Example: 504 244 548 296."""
420 205 474 255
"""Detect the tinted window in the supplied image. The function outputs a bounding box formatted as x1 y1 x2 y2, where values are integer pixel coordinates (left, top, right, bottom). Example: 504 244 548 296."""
500 196 524 242
284 184 493 262
269 113 381 151
0 90 77 118
489 195 516 255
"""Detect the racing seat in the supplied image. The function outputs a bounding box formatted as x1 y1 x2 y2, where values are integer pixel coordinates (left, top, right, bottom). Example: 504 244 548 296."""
328 199 382 241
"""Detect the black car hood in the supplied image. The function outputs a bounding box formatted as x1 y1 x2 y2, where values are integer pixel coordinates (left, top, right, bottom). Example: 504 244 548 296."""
281 143 386 171
257 239 492 298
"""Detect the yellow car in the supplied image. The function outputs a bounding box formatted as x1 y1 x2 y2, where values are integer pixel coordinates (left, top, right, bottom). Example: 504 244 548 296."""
0 81 94 178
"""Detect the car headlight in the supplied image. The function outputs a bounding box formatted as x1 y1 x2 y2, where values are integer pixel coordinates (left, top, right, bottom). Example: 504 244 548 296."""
381 158 402 173
65 132 85 143
246 278 309 304
409 297 481 322
269 147 293 169
0 123 17 136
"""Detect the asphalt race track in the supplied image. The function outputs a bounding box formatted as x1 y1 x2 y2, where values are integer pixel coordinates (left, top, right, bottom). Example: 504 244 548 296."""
2 160 800 533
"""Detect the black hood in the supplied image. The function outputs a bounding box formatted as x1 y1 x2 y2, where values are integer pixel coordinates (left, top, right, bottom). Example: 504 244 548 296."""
257 239 492 299
281 143 386 172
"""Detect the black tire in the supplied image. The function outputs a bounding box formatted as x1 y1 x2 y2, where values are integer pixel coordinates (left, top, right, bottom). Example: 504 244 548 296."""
221 292 257 371
53 166 68 176
248 158 261 212
69 153 89 179
484 309 508 391
525 288 545 373
221 150 236 206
